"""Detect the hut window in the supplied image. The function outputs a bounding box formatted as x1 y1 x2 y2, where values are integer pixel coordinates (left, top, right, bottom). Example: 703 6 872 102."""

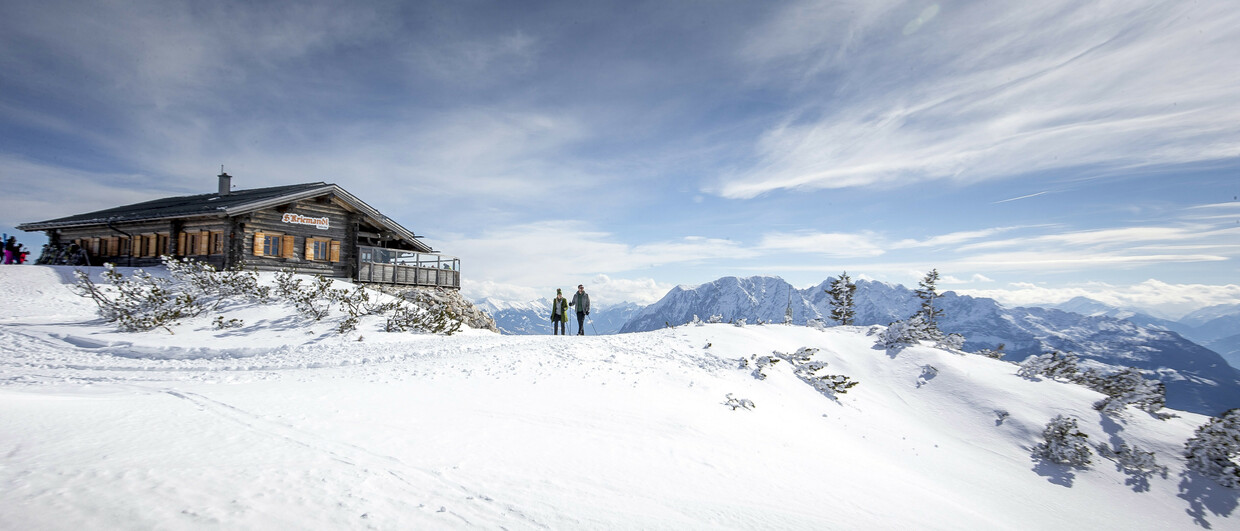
183 232 200 256
209 232 225 255
304 238 341 262
156 234 169 257
262 234 282 257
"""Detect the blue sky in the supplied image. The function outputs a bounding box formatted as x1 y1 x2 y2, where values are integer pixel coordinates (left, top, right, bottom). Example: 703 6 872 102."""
2 0 1238 317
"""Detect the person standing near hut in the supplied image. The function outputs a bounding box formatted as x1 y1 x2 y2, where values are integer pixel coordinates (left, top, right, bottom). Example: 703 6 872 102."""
550 289 569 335
569 284 590 336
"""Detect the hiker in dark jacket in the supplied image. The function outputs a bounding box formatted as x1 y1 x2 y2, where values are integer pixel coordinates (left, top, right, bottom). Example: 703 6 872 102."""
569 284 590 335
550 288 569 335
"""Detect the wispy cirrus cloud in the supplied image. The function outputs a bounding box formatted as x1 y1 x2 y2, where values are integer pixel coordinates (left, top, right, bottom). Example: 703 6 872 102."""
716 1 1240 198
443 221 754 303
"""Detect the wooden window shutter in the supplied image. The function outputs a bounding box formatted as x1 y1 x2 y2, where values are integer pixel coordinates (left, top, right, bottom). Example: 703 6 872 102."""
253 232 265 256
178 233 187 256
197 231 209 255
281 235 295 258
305 239 315 261
329 241 340 262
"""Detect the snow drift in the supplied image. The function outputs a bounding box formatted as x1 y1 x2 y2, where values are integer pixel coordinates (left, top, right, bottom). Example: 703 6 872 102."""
1 266 1237 528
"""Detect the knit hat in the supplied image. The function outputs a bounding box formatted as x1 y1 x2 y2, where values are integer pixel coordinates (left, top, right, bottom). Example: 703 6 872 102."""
556 288 562 294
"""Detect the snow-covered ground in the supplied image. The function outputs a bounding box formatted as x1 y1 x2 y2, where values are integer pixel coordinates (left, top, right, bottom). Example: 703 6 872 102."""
1 265 1236 529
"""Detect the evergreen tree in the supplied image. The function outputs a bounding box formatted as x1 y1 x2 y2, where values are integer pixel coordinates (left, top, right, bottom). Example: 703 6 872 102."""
1184 409 1240 488
1033 415 1093 467
914 269 944 336
827 271 857 326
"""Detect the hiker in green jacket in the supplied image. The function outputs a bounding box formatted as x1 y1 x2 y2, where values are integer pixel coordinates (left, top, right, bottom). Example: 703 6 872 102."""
569 284 590 335
551 288 569 335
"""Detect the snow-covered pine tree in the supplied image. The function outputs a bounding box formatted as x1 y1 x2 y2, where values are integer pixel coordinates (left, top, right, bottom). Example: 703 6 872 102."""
1033 415 1093 467
1184 409 1240 488
1017 351 1081 381
1087 367 1167 416
827 271 857 326
913 269 944 338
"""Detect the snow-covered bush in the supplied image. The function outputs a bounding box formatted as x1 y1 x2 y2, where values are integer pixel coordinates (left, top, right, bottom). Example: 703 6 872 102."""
164 256 270 307
936 333 965 351
742 355 780 380
1083 367 1167 417
72 265 202 333
1016 351 1080 381
974 344 1007 360
807 318 827 331
212 315 243 330
1032 415 1092 467
274 270 342 321
689 314 704 326
1097 442 1168 478
385 290 463 335
776 347 859 397
707 314 724 324
724 393 755 410
876 315 935 348
74 260 465 336
1184 409 1240 488
734 318 747 328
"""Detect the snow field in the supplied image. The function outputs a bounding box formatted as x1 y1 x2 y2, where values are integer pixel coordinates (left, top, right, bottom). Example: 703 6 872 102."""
0 266 1233 529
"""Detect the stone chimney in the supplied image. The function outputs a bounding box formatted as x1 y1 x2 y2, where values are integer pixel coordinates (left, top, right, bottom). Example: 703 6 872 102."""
218 171 232 196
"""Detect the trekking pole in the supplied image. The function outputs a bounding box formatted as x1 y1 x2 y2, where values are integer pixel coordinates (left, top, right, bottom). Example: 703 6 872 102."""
589 317 598 335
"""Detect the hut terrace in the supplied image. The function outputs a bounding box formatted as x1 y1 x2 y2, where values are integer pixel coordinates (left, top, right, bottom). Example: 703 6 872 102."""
17 173 459 289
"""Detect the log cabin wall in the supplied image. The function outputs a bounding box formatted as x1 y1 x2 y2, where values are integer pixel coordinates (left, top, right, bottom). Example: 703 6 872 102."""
237 196 351 277
55 219 228 268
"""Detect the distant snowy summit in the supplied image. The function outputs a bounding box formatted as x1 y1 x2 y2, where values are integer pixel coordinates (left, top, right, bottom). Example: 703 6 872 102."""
617 275 1240 417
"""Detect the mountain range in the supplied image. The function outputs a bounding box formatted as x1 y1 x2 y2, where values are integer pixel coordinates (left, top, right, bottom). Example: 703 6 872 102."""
604 275 1240 416
475 298 643 335
1049 298 1240 368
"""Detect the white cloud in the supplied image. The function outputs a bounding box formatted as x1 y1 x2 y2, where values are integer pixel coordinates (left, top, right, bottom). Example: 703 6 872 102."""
719 1 1240 198
958 279 1240 320
449 222 751 303
756 231 885 257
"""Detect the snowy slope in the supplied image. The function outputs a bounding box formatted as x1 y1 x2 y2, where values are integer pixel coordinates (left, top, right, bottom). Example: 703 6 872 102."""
1 266 1237 529
621 275 1240 416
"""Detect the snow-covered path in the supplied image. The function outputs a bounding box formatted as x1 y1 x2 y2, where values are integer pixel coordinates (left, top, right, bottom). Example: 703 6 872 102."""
1 266 1235 529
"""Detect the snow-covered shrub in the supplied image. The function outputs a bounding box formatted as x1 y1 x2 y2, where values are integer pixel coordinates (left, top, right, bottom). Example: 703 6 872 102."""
1085 367 1167 417
164 256 270 307
385 291 463 335
807 318 827 331
876 315 935 348
974 343 1007 360
334 286 398 334
936 333 965 351
707 314 723 324
724 393 755 411
734 318 747 328
777 347 859 397
743 355 780 380
1017 351 1080 381
212 315 243 330
1032 415 1092 467
1184 409 1240 488
273 271 342 321
1097 442 1168 478
689 314 704 326
72 265 203 333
